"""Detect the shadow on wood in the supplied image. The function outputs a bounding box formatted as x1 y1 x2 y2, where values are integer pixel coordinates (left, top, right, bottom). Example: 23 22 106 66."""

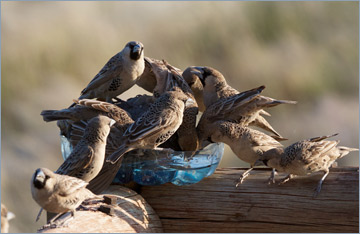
38 186 163 233
139 167 359 233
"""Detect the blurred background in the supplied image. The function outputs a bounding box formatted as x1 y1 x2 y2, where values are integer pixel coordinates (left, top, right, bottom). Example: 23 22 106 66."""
1 1 358 232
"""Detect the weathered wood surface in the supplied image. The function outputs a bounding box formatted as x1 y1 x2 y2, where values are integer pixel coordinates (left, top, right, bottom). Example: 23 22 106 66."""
38 186 163 233
140 167 359 233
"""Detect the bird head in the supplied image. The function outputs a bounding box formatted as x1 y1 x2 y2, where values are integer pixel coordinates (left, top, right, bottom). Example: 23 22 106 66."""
190 66 226 89
126 41 144 60
32 168 49 190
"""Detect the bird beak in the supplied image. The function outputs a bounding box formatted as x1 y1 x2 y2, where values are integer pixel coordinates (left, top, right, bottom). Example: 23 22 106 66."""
190 67 205 86
132 44 142 54
190 67 204 78
35 169 46 183
7 211 15 221
185 98 196 107
254 159 265 167
109 119 116 127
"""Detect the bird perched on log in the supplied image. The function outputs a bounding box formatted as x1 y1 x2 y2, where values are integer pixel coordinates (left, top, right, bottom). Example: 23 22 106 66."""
189 66 296 139
1 204 15 233
79 41 145 103
106 87 195 164
31 168 97 227
256 133 359 197
202 120 282 185
163 60 199 151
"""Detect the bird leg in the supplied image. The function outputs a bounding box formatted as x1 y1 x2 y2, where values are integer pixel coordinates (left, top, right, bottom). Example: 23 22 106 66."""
35 208 43 222
81 197 104 206
77 205 99 212
48 212 66 224
278 174 296 185
268 168 277 185
40 212 71 230
313 170 329 198
236 167 253 187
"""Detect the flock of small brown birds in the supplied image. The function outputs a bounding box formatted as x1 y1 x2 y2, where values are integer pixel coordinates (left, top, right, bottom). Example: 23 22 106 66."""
28 40 358 229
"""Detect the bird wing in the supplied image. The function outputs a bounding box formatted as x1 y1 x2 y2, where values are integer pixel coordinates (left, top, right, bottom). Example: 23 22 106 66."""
307 133 338 142
249 128 283 148
125 110 177 143
57 175 89 196
56 145 95 177
303 140 339 163
81 53 122 94
205 86 265 122
75 99 133 124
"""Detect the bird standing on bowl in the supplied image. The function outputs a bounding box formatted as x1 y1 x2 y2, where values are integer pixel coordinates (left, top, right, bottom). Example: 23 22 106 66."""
256 133 358 197
137 58 200 151
106 87 195 164
79 41 145 103
163 60 199 151
31 168 97 228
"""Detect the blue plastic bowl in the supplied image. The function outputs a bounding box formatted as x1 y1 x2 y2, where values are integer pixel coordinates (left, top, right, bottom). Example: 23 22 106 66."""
60 135 224 186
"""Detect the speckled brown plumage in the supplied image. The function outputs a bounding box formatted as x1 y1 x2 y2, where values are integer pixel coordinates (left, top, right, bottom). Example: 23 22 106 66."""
79 41 145 102
191 66 296 139
205 120 282 185
197 85 265 146
163 61 199 151
31 168 96 226
106 87 193 164
115 94 154 121
259 133 359 197
56 116 114 182
135 58 199 151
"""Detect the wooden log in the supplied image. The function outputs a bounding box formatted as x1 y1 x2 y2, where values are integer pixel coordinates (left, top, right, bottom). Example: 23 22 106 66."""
139 167 359 233
38 186 163 233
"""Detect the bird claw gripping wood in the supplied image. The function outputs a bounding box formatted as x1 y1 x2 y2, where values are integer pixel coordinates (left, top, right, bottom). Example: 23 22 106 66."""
267 169 277 185
235 174 248 187
277 174 295 185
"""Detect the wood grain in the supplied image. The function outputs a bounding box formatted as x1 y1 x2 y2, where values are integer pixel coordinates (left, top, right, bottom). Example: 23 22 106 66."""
139 167 359 233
